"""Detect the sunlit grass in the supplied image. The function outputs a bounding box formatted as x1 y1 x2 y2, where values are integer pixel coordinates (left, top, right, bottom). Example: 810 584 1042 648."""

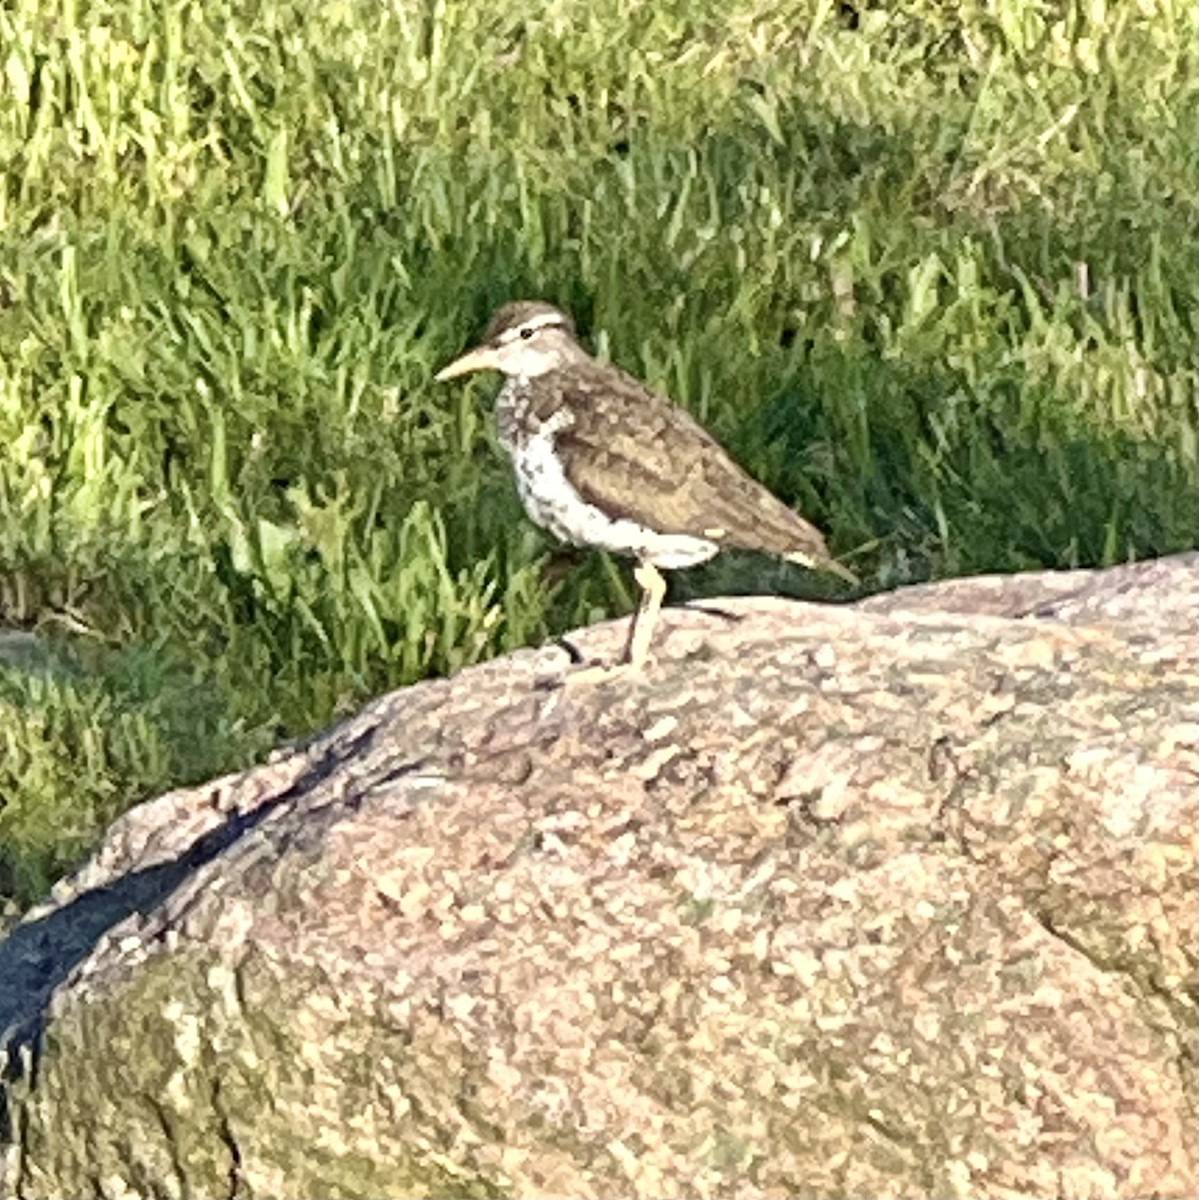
1 0 1196 905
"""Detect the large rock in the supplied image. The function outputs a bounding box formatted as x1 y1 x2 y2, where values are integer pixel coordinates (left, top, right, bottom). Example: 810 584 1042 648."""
2 556 1196 1199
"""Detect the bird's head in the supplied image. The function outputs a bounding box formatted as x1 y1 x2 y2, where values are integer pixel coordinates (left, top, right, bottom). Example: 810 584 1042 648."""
435 301 584 381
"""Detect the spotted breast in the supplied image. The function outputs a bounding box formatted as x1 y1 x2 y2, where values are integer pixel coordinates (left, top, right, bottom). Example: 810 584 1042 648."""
495 376 719 569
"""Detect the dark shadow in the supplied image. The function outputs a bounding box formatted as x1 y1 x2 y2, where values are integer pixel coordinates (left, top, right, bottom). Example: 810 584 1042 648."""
0 721 379 1146
678 600 747 624
553 635 589 665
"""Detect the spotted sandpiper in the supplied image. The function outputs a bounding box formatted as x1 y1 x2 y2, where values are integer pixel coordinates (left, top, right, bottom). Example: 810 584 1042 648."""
435 301 857 673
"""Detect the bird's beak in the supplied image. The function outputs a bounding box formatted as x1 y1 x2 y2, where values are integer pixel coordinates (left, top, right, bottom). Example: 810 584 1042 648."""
434 344 499 382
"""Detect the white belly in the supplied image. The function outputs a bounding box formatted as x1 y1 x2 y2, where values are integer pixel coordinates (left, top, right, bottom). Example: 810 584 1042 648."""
498 382 717 570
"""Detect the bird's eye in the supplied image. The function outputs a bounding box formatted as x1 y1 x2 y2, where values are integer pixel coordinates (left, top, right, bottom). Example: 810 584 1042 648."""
519 327 534 340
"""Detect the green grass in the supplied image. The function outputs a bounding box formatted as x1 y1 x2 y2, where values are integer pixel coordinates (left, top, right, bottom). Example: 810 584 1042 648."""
1 0 1196 906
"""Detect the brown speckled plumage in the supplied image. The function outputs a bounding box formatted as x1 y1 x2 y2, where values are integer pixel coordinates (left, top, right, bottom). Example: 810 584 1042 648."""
435 301 857 671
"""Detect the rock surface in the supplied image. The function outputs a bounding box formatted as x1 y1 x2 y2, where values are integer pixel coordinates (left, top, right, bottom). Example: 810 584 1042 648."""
2 555 1197 1199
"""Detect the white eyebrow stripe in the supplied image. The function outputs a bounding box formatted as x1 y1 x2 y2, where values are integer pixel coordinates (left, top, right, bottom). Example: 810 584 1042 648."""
497 311 568 343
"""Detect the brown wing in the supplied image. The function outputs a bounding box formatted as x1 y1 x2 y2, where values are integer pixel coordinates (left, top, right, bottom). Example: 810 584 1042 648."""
541 360 848 574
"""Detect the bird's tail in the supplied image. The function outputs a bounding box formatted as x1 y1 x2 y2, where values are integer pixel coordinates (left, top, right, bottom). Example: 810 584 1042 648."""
785 550 860 587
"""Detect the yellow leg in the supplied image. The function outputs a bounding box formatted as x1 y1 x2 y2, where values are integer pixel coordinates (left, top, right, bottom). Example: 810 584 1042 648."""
623 561 667 670
563 561 666 685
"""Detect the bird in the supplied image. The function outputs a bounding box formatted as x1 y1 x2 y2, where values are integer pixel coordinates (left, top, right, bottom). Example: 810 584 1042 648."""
435 300 857 675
